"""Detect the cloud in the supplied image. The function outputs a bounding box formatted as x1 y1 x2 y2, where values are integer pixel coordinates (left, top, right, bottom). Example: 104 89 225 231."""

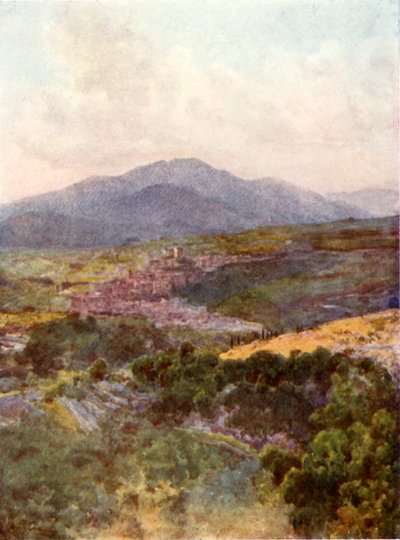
0 3 397 203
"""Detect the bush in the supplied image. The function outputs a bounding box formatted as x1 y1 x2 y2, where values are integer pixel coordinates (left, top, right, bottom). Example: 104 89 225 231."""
260 445 301 485
21 315 170 374
0 414 116 539
246 351 287 386
42 381 66 402
89 358 109 380
179 341 195 361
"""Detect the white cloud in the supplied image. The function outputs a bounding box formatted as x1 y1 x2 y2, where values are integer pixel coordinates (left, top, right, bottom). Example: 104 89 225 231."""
0 3 397 203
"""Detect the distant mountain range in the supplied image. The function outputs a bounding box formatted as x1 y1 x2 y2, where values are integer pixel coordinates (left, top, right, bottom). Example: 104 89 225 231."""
327 188 398 218
0 158 377 248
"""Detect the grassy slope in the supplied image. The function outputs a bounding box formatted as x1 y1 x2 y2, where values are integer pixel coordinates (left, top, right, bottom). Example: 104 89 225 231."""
187 215 398 254
221 309 399 377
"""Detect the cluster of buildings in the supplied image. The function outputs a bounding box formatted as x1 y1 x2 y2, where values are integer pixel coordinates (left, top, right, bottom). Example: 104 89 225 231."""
69 247 270 318
70 247 199 315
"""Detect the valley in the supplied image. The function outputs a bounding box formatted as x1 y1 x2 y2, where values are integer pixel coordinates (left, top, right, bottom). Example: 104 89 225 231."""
1 215 397 339
0 215 398 539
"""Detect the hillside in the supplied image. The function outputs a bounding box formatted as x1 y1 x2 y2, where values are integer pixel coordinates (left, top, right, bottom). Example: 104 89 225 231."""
0 185 250 248
178 216 399 331
0 158 369 248
249 177 365 223
221 309 399 380
0 211 118 249
0 312 398 538
0 216 397 335
114 183 251 238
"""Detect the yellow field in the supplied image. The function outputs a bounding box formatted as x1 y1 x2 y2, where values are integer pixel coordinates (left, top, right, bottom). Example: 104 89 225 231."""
0 311 67 331
221 309 399 377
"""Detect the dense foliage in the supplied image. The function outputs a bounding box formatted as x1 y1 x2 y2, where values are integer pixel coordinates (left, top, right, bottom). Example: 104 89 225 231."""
0 413 275 539
1 332 398 538
282 358 399 538
131 346 399 538
19 314 169 375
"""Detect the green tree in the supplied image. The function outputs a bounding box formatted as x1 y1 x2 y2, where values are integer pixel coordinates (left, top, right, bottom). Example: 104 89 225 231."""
260 445 301 485
89 357 109 380
282 355 399 539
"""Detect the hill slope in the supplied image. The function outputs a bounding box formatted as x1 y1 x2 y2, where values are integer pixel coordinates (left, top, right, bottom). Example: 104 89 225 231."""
0 185 252 249
0 212 111 249
113 183 252 238
221 309 399 378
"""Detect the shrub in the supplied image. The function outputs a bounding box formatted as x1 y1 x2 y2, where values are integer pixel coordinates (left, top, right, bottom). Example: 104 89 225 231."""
260 445 301 485
89 358 109 380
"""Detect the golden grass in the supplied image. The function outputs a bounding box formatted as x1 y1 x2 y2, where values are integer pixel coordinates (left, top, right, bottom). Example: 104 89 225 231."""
96 492 294 540
0 311 67 331
37 369 83 391
41 400 79 431
221 309 400 375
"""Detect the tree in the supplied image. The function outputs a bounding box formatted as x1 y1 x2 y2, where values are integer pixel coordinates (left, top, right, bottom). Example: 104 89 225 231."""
260 445 301 485
89 357 109 380
282 355 399 539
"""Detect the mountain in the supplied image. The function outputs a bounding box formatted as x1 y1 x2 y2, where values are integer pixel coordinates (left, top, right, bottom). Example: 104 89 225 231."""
248 177 364 224
0 212 106 249
0 158 370 248
65 158 365 225
106 183 251 239
327 188 398 218
0 186 251 249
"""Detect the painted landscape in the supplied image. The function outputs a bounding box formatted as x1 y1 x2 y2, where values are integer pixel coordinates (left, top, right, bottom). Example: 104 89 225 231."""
0 1 399 539
0 166 399 537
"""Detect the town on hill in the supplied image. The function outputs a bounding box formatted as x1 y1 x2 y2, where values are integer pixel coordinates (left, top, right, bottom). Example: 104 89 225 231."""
68 246 272 332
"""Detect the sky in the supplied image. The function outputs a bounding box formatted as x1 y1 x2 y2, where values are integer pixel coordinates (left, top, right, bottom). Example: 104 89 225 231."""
0 0 398 203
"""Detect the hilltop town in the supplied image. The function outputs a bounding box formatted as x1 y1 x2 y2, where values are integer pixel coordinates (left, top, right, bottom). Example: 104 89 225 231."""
68 247 266 332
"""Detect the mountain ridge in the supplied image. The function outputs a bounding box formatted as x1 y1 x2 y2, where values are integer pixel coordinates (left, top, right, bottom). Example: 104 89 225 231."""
0 158 371 248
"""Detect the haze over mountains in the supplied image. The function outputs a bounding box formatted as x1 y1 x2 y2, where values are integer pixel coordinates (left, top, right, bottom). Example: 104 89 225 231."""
327 188 398 218
0 158 378 249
